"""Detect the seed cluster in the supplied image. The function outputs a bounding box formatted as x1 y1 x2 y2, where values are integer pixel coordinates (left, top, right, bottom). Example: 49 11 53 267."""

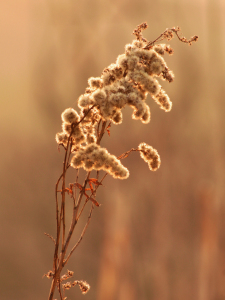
78 38 174 125
138 143 161 171
62 280 90 294
55 23 179 178
71 143 129 179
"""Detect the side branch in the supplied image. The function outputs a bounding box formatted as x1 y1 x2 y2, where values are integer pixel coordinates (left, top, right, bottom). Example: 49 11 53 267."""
118 148 140 160
144 27 198 49
63 204 94 267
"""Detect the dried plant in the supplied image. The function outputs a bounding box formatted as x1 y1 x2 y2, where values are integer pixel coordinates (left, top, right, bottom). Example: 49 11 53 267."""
44 23 198 300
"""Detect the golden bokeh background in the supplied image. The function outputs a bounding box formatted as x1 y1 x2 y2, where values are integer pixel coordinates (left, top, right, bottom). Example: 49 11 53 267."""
1 0 225 299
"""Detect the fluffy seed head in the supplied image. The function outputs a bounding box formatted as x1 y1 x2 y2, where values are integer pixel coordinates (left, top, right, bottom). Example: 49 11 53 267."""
61 108 80 124
55 132 68 145
92 89 107 105
141 105 151 124
127 55 139 71
153 44 166 55
112 110 123 124
78 94 95 108
116 54 128 70
152 88 172 112
109 92 127 109
162 68 174 82
70 143 129 179
138 143 161 171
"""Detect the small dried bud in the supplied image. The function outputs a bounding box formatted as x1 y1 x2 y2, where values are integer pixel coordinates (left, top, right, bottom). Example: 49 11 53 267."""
44 270 54 279
165 45 174 55
63 282 72 290
67 270 74 277
61 274 68 281
72 280 90 294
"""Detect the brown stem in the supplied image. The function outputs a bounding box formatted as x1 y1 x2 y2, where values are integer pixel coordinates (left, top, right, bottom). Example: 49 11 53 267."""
50 136 72 300
57 282 63 300
49 116 109 300
63 204 94 267
97 120 107 145
117 148 139 160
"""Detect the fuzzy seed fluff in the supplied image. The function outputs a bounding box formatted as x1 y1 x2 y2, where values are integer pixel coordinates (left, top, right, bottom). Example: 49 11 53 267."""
61 108 80 124
71 143 129 179
138 143 161 171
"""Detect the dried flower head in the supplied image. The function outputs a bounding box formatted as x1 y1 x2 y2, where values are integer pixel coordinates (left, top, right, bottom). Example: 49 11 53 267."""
55 132 68 146
61 108 80 124
63 282 72 290
71 143 129 179
72 280 90 294
138 143 161 171
152 88 172 112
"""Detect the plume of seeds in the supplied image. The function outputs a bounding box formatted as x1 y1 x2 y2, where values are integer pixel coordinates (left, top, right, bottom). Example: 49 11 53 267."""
55 23 198 177
138 143 161 171
77 23 180 126
71 143 129 179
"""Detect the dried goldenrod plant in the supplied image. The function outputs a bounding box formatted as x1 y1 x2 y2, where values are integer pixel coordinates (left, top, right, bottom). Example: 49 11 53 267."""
44 23 198 300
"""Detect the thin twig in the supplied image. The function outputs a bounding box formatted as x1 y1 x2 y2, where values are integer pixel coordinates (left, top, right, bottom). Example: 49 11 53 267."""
63 204 94 267
74 169 79 207
44 233 56 245
58 282 63 300
144 27 198 49
117 148 139 160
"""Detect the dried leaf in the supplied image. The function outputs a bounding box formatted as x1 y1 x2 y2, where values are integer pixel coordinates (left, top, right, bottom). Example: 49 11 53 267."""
106 123 111 136
90 197 100 207
88 181 94 192
75 183 83 190
64 188 73 195
89 178 102 186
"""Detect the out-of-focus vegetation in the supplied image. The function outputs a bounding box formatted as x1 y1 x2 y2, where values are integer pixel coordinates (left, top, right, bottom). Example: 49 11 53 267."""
0 1 225 299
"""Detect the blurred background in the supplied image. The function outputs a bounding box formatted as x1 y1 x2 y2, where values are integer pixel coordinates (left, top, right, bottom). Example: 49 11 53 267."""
1 0 225 299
